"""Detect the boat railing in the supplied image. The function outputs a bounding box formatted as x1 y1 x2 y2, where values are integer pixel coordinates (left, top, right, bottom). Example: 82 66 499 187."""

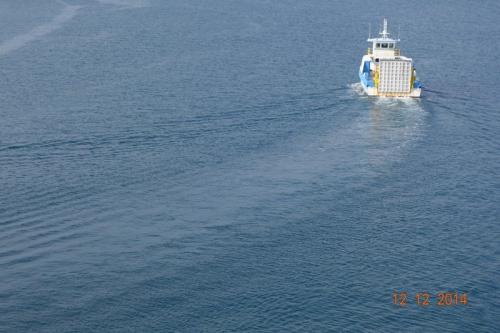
367 48 401 56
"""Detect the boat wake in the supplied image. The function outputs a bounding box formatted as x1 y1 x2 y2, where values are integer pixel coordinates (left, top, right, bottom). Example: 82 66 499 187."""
363 97 427 163
0 2 81 56
348 82 366 96
97 0 151 8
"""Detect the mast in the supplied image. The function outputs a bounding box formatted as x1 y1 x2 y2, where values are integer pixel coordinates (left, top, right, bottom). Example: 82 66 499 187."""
380 18 389 39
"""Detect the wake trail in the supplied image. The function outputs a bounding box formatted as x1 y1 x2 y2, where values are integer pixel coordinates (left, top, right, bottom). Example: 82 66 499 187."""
0 2 82 56
96 0 150 8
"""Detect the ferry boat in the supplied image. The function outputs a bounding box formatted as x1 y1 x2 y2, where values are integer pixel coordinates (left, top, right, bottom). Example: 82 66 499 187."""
359 19 422 97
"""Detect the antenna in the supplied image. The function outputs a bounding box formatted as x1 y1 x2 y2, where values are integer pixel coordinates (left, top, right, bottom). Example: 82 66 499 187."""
398 21 401 40
369 22 371 38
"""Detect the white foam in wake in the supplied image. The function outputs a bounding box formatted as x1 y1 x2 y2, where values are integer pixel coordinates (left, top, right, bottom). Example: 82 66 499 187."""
0 3 81 56
347 82 366 96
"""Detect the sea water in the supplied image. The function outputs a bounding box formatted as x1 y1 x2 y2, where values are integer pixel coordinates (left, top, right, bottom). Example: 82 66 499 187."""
0 0 499 331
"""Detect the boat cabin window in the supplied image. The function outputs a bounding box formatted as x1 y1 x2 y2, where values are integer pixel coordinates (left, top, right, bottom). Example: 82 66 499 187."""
376 43 395 49
375 58 379 63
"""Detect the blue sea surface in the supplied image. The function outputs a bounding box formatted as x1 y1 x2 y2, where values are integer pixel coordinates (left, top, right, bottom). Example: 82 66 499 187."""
1 0 499 331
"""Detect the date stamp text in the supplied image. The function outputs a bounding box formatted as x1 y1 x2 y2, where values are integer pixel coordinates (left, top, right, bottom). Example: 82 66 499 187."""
393 293 467 306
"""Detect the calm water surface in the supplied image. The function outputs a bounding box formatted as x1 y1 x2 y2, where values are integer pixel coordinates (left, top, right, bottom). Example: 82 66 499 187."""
0 0 499 331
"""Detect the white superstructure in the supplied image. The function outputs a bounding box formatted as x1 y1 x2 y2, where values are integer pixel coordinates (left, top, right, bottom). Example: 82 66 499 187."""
359 19 422 97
